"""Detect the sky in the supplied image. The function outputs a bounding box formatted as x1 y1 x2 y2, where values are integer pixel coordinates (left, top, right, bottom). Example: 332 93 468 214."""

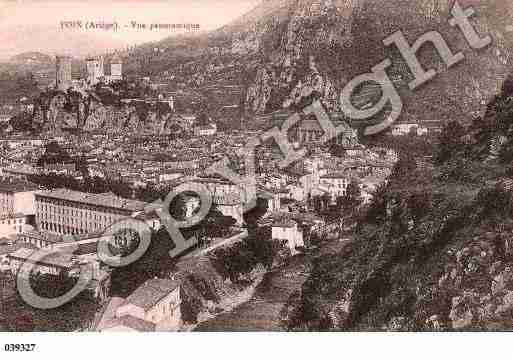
0 0 260 60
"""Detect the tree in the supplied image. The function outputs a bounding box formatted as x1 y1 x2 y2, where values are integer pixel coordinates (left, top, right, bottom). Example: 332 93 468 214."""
10 111 33 132
110 227 177 297
244 197 269 234
435 120 466 164
37 141 72 166
321 192 332 211
210 243 257 283
406 191 432 222
202 206 236 239
168 192 188 221
392 152 417 181
365 182 389 224
244 226 279 269
341 179 362 212
474 184 513 223
110 228 141 257
312 195 323 213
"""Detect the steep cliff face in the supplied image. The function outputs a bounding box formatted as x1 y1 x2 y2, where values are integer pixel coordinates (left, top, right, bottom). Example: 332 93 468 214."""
229 0 513 126
31 90 177 135
240 0 361 113
27 0 513 132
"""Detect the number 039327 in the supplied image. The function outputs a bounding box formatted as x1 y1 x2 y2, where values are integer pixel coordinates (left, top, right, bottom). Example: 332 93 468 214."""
4 344 36 352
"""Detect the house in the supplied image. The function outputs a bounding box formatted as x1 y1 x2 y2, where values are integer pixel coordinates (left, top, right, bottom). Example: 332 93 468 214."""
213 194 244 225
271 219 304 256
8 242 110 300
0 213 31 236
257 188 281 213
115 278 182 331
194 123 217 137
1 165 37 181
345 145 367 157
159 170 184 183
17 230 63 249
369 161 393 177
0 239 33 264
360 176 387 205
0 112 12 123
319 172 350 201
96 297 129 331
390 123 428 136
0 181 38 218
282 167 316 202
8 247 76 276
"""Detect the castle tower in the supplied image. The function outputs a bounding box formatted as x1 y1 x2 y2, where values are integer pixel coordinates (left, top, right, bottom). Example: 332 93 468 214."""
110 54 123 82
86 56 104 85
55 56 72 91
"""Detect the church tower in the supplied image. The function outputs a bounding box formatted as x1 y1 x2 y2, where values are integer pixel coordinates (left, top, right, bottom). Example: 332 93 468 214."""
110 54 123 82
55 56 72 91
86 56 105 85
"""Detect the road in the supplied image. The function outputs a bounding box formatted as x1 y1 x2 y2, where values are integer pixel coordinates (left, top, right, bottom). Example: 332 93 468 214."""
195 238 352 331
195 255 311 331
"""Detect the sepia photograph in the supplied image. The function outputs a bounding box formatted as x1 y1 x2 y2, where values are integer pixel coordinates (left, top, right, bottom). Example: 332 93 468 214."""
0 0 512 356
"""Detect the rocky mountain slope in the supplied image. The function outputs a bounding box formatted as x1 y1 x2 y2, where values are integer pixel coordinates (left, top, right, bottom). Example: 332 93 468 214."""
235 0 512 124
8 52 53 67
278 71 513 331
23 0 513 134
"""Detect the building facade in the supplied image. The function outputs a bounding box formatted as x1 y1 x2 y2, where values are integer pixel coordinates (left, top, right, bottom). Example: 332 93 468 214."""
55 56 72 91
86 56 104 85
0 182 37 219
109 54 123 82
35 189 148 235
86 55 123 85
0 214 28 236
115 279 182 331
272 220 304 255
319 172 351 199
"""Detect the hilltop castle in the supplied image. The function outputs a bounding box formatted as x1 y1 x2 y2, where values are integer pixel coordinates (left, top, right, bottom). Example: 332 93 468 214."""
53 53 123 91
86 54 123 85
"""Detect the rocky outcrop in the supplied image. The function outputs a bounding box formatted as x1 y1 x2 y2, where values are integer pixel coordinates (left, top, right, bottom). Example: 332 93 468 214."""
235 0 511 126
243 0 358 113
246 67 276 113
31 90 177 135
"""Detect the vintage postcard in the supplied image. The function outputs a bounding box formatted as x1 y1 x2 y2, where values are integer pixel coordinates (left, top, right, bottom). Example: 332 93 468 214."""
0 0 512 355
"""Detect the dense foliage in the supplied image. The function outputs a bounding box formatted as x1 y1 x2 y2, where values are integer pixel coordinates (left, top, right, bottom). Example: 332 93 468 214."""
282 78 513 330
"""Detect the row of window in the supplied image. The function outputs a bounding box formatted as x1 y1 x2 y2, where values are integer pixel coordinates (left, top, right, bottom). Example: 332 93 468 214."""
39 221 100 235
37 204 124 217
38 212 115 224
0 218 24 225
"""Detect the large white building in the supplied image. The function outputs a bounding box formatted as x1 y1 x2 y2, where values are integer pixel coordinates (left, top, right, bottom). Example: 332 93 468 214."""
0 214 29 237
319 172 351 199
0 182 37 218
0 182 38 237
109 54 123 82
271 219 304 256
35 189 148 236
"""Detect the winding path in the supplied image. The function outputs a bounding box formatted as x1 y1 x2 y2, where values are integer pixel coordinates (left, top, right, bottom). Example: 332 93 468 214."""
195 238 353 331
195 255 311 331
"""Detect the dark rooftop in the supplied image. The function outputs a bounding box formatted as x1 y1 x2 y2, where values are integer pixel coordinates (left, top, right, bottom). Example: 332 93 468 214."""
126 278 181 311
